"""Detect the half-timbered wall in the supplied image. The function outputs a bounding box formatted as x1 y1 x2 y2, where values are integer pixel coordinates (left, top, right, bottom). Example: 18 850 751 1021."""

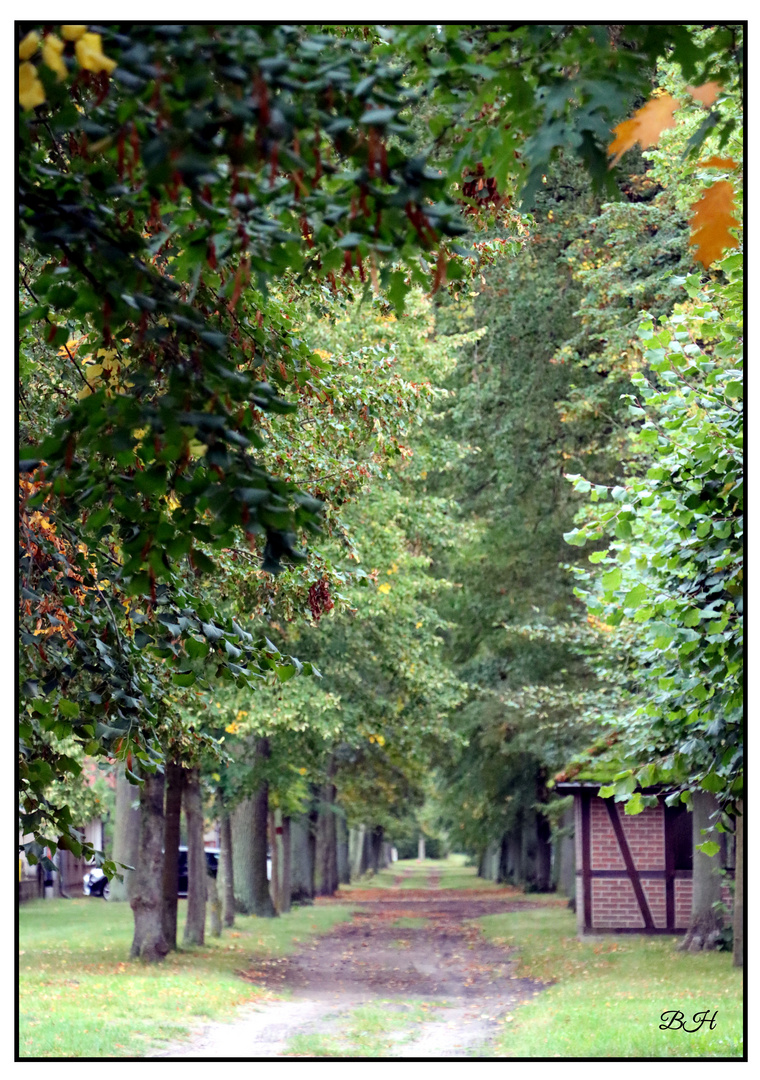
571 790 732 934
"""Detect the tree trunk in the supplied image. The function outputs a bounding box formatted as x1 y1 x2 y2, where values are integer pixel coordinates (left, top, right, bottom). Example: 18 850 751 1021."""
130 770 169 962
162 761 184 949
290 815 314 904
508 823 523 884
733 800 743 967
336 812 350 885
280 815 292 913
349 825 366 879
361 826 373 875
369 826 383 872
252 737 276 917
681 791 724 951
522 810 538 889
218 797 235 927
556 804 576 905
231 795 255 913
183 767 206 946
498 833 509 883
207 867 222 937
110 762 141 901
418 834 426 861
269 807 279 913
535 811 552 892
316 761 338 896
307 800 319 894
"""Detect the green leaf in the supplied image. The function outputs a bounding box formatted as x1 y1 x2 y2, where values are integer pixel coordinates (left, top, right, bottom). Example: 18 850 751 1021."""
601 567 622 592
185 636 210 659
563 528 587 547
700 771 726 793
172 670 196 687
696 840 720 857
623 583 647 608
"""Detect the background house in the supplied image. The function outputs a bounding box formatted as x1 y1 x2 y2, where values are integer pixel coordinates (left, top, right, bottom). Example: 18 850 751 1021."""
556 781 734 934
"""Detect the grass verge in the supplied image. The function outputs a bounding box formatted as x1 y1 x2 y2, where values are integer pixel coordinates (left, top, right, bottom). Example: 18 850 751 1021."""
19 897 354 1058
285 1000 442 1057
475 906 743 1058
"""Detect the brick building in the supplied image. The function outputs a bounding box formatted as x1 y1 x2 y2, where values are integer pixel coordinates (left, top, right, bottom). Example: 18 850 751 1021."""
555 781 733 934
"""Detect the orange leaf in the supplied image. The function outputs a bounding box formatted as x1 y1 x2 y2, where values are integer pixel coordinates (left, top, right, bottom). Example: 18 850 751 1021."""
686 81 722 107
698 156 738 171
608 94 680 166
689 180 741 268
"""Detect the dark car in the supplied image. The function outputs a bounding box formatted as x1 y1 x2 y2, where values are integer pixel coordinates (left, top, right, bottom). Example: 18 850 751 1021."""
177 846 219 897
84 847 220 899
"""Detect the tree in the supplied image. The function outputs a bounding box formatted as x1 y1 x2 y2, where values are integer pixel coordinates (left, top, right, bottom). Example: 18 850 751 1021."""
563 55 743 949
182 766 207 945
19 23 742 945
161 761 184 947
129 770 168 961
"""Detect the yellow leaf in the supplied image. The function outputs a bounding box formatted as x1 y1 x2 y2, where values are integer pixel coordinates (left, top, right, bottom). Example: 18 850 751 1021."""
608 93 680 166
19 31 40 60
686 81 722 107
690 180 741 268
19 62 46 110
42 34 67 80
377 582 391 594
61 25 87 41
75 32 117 74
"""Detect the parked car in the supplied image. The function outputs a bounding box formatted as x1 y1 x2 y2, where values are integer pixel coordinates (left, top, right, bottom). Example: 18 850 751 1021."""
83 846 220 899
177 846 219 897
83 866 109 899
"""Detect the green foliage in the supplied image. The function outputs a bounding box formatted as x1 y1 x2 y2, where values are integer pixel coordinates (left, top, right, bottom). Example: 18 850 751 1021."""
566 257 743 806
19 22 743 864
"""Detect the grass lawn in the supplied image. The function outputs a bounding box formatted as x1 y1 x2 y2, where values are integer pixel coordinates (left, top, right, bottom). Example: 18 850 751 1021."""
18 897 354 1058
476 905 744 1058
340 855 505 892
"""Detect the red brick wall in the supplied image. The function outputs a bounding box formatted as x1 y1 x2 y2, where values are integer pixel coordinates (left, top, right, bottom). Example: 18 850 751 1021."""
589 798 665 871
641 878 667 928
573 791 733 933
675 878 692 928
592 878 645 928
673 878 733 928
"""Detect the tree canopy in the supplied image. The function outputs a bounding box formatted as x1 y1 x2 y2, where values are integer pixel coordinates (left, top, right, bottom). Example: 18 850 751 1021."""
19 23 742 880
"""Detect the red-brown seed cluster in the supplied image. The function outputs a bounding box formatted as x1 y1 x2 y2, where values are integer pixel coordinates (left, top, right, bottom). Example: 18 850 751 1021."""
308 578 334 622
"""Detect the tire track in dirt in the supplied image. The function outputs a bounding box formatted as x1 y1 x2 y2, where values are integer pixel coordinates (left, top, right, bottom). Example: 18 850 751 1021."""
154 885 547 1058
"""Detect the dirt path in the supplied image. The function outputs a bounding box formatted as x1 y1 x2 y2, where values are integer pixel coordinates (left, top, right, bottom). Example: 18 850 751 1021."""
154 883 545 1058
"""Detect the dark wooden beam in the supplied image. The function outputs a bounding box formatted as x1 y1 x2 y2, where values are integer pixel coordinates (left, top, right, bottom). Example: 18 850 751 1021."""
605 799 655 930
664 805 675 930
581 792 592 931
